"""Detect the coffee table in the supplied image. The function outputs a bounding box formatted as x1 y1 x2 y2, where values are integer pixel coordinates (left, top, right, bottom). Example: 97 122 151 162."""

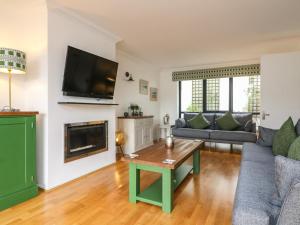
123 139 204 213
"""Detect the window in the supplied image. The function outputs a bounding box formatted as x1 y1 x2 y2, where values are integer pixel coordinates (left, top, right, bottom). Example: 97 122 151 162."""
206 78 229 111
179 76 260 117
233 76 260 113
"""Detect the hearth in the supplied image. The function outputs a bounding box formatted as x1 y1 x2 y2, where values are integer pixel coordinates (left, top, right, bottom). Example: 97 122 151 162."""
64 121 108 162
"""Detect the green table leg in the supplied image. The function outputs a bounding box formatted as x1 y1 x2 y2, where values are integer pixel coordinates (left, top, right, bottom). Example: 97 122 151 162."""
129 162 140 203
162 168 174 213
193 149 200 174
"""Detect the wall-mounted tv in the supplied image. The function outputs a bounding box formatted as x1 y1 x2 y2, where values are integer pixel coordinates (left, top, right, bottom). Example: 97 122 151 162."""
62 46 118 99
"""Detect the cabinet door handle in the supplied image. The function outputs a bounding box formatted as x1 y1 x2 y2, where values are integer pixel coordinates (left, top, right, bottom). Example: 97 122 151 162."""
31 122 34 129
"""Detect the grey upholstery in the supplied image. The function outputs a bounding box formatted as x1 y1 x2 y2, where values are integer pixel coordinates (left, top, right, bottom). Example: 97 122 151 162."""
233 142 300 225
274 156 300 202
242 143 274 164
210 130 257 143
175 118 186 128
257 126 278 147
234 113 253 131
173 112 257 144
276 179 300 225
233 143 279 225
171 128 210 139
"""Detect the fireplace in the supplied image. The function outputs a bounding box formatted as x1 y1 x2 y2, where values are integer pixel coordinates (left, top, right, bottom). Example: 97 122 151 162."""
64 121 108 162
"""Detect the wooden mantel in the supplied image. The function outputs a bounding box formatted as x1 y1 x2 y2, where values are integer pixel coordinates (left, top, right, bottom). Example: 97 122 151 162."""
0 111 39 116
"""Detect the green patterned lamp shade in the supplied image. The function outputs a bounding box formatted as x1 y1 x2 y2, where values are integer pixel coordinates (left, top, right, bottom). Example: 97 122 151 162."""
0 47 26 74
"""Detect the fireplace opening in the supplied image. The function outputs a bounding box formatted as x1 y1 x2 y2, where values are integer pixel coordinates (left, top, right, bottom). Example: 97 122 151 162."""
64 121 108 162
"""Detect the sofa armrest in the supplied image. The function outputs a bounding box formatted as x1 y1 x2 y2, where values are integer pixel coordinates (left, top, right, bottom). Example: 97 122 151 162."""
175 118 186 128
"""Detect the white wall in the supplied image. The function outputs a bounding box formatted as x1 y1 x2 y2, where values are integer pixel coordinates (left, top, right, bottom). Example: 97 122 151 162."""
46 8 119 189
159 69 179 125
114 51 160 124
261 51 300 128
0 0 49 188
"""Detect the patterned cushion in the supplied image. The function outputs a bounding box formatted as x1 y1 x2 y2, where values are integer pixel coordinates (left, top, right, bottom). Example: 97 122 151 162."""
272 117 297 156
216 112 241 131
288 137 300 161
274 156 300 202
187 113 210 129
234 113 253 131
244 120 253 132
257 126 278 147
276 179 300 225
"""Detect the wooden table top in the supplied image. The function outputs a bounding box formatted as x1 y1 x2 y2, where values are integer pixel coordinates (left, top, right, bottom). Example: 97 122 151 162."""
123 139 204 169
0 111 39 116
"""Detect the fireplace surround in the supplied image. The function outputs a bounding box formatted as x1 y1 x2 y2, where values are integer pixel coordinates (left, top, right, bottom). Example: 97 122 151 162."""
64 120 108 162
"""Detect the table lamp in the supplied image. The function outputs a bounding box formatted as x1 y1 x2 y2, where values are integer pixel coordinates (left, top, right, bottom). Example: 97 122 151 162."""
0 47 26 112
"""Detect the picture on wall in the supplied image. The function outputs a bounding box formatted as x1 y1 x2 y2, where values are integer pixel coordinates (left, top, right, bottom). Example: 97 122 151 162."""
139 79 149 95
150 87 158 101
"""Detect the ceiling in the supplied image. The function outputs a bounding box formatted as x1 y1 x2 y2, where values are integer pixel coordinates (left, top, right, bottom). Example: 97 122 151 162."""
51 0 300 68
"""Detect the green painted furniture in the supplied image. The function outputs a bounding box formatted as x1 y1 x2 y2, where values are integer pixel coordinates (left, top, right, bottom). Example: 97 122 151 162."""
0 112 38 211
124 139 203 213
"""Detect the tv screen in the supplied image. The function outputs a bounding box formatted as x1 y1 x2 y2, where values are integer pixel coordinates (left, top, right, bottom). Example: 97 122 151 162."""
62 46 118 99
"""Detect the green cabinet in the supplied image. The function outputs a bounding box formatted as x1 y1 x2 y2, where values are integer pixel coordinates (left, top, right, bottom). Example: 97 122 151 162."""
0 115 38 211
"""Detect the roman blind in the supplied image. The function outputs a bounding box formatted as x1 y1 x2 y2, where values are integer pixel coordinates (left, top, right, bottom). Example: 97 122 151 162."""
172 64 260 81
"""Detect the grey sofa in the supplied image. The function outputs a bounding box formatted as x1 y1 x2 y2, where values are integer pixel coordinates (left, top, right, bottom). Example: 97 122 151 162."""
233 142 300 225
172 112 257 144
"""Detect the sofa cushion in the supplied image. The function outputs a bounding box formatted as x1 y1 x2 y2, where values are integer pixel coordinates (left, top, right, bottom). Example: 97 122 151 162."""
233 160 278 225
275 156 300 202
296 119 300 136
288 136 300 160
184 113 215 129
210 130 257 143
234 113 253 131
257 126 278 147
187 113 210 129
244 120 252 132
216 112 241 130
171 128 210 139
243 143 274 164
276 179 300 225
175 118 186 128
272 117 297 156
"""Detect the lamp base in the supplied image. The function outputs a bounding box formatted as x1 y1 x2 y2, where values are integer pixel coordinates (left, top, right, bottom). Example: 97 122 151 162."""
1 106 20 112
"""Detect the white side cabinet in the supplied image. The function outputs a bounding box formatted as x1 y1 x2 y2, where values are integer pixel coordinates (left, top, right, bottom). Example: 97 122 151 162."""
118 116 154 154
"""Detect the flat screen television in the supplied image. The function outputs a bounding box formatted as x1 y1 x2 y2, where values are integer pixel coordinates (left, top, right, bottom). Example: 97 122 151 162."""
62 46 118 99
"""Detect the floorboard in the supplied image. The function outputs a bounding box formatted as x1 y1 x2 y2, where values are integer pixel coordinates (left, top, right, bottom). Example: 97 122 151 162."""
0 146 241 225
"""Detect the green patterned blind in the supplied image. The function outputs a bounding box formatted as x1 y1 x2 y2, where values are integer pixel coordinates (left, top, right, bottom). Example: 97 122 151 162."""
172 64 260 81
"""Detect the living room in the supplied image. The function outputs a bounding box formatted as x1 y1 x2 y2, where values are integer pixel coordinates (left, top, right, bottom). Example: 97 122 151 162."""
0 0 300 225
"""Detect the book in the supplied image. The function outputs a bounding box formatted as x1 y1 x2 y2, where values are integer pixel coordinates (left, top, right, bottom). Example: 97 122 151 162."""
162 159 176 164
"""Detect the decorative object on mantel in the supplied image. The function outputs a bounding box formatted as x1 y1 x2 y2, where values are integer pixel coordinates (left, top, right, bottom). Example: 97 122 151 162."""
128 103 142 117
163 113 170 125
115 131 125 156
150 87 158 101
125 72 134 81
0 47 26 112
139 79 149 95
124 112 129 117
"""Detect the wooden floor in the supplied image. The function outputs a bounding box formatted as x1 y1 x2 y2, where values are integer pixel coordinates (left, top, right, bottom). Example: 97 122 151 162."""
0 146 241 225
